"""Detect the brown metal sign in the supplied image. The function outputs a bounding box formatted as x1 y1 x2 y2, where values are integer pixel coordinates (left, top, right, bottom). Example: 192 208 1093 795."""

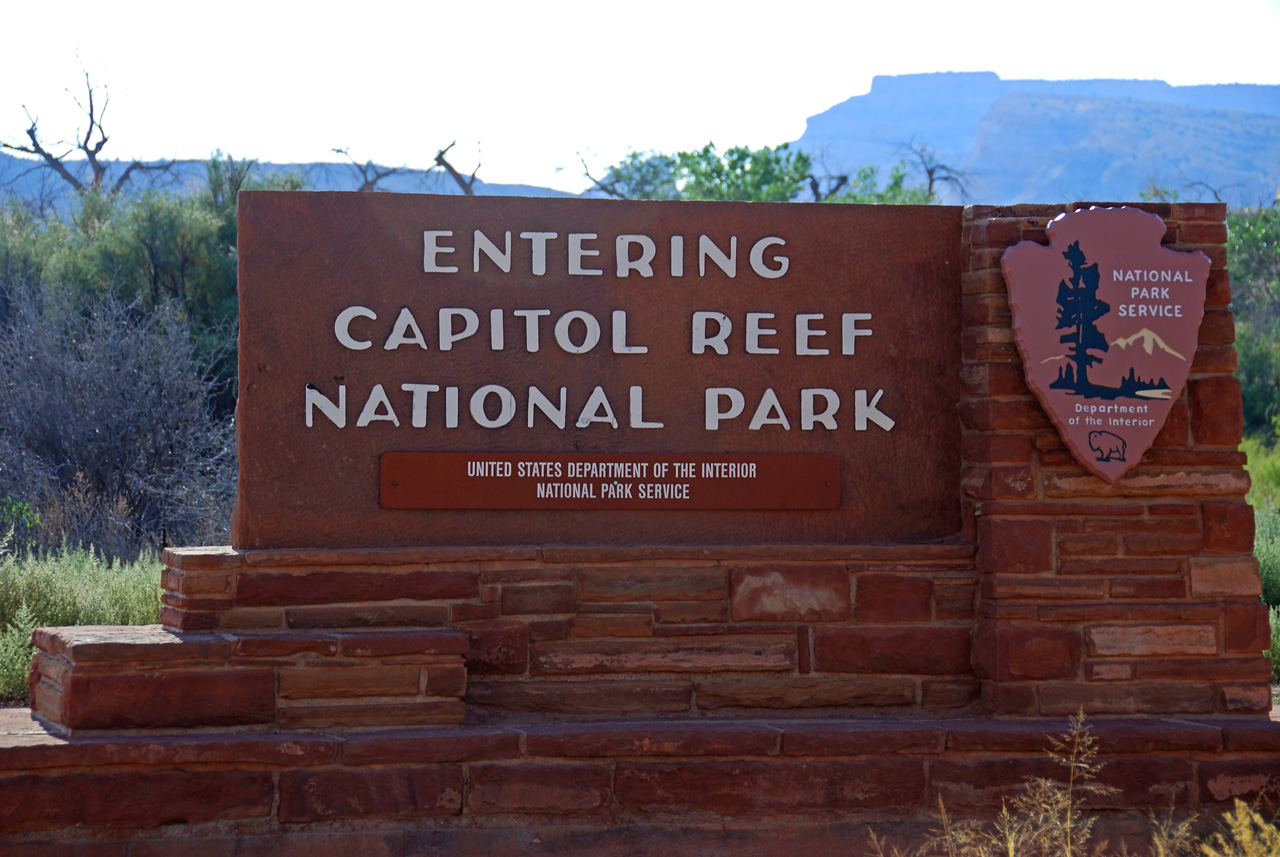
234 193 963 548
1002 207 1209 483
381 453 840 510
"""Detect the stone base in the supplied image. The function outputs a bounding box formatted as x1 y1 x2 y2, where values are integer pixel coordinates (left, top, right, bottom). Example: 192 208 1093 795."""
29 625 468 732
2 706 1277 853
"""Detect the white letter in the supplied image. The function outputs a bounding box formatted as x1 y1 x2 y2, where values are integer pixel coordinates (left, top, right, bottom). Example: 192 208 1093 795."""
356 384 400 427
746 313 779 354
470 385 517 428
612 310 647 354
670 235 684 277
473 229 512 272
576 386 619 428
801 389 840 430
630 386 663 428
438 308 480 350
796 313 828 355
490 308 504 350
335 306 376 351
699 235 737 277
692 311 731 355
616 234 656 277
749 236 789 278
527 386 567 428
401 383 440 427
569 233 603 276
520 231 558 276
855 389 895 431
383 307 428 351
842 313 873 355
513 309 551 352
748 388 791 430
445 387 459 428
305 384 346 428
555 310 601 353
706 388 745 430
423 230 458 272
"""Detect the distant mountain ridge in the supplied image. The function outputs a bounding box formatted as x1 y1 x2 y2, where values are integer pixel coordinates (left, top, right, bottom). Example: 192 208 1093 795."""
794 71 1280 206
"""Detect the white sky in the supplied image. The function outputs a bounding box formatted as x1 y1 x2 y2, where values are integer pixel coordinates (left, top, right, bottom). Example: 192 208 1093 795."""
3 0 1279 193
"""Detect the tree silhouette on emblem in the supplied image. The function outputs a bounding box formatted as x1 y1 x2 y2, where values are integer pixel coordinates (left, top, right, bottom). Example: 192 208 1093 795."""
1050 241 1110 395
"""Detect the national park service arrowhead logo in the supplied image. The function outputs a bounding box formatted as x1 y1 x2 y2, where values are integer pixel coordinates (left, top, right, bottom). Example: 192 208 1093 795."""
1001 207 1209 483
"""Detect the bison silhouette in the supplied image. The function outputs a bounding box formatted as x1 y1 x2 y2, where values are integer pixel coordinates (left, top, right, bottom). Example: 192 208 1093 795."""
1088 430 1126 462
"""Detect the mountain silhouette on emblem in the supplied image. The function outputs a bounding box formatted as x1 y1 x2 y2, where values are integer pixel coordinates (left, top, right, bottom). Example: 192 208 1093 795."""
1109 328 1186 361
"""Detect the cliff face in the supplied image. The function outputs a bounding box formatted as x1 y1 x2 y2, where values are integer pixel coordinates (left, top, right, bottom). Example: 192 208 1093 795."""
795 72 1280 205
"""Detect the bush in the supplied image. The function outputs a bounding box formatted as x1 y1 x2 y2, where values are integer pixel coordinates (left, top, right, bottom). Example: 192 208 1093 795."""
0 280 235 559
0 542 161 701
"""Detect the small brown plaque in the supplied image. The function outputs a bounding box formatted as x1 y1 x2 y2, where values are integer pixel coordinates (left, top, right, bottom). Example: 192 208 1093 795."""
381 453 840 510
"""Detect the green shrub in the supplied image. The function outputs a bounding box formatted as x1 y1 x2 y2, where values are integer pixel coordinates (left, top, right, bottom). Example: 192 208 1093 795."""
1270 607 1280 685
0 543 161 701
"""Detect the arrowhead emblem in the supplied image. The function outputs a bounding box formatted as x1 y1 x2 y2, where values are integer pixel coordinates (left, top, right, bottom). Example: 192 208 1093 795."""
1001 207 1209 483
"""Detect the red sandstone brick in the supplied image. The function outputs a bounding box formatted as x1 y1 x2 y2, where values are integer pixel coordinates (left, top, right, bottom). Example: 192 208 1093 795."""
1203 502 1255 554
1046 468 1250 498
36 626 230 662
1088 662 1134 681
978 518 1054 573
980 501 1144 517
481 584 499 602
1086 624 1216 657
1056 534 1120 556
0 770 272 831
531 636 795 675
285 604 450 629
340 727 520 765
970 248 1005 270
1123 533 1204 555
1179 221 1228 244
1038 603 1218 622
1038 682 1217 715
1205 268 1232 307
1190 557 1262 597
972 625 1080 681
1109 578 1187 599
464 621 529 675
469 762 612 814
1200 760 1280 805
1197 309 1235 346
961 433 1034 464
1059 558 1182 576
1149 503 1199 516
1179 244 1227 266
236 570 478 607
653 601 729 624
982 575 1107 600
163 546 242 571
615 759 926 813
1219 682 1273 712
1224 603 1272 653
783 722 945 756
1135 656 1270 681
853 574 933 622
1170 201 1226 221
1192 346 1238 374
813 626 970 675
478 566 575 583
500 583 576 615
694 676 915 710
569 614 653 637
1150 400 1190 447
1222 722 1280 752
57 669 274 730
921 678 981 708
276 700 463 729
451 602 500 622
933 584 976 620
231 634 339 658
980 681 1038 714
960 294 1010 327
1189 377 1243 446
578 567 726 602
526 618 570 641
278 666 420 699
729 565 849 622
232 832 399 857
1092 758 1198 808
339 629 469 658
1078 516 1199 535
957 401 1048 432
424 664 468 697
525 721 782 757
465 680 692 715
278 766 463 822
971 217 1024 248
961 269 1005 296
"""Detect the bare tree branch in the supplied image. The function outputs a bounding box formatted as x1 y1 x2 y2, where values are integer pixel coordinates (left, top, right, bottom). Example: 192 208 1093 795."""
581 155 628 199
899 139 971 202
435 141 478 196
807 173 849 202
332 147 402 192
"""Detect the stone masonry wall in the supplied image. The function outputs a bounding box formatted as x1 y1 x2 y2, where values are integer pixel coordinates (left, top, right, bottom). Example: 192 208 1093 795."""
963 202 1271 715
